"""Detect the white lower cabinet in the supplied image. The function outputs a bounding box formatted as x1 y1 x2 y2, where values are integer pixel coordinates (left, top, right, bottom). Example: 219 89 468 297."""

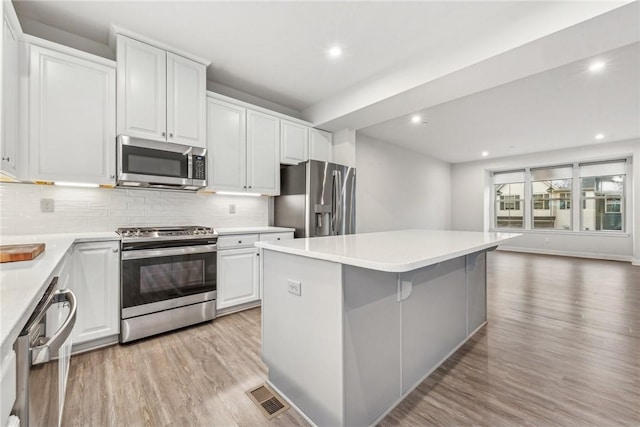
217 247 260 311
70 241 120 348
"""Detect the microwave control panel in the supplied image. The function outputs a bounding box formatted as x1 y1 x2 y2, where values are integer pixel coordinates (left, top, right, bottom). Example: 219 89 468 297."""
193 156 206 181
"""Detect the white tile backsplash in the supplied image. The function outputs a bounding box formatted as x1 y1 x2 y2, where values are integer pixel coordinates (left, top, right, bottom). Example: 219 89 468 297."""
0 183 269 235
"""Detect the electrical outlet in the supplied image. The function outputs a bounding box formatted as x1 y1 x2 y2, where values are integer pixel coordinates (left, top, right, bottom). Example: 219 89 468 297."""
287 280 301 296
41 198 54 213
229 204 236 214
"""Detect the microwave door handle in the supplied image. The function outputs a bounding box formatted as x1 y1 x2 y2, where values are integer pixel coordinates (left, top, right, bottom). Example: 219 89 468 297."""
31 289 77 365
121 244 218 260
188 154 193 179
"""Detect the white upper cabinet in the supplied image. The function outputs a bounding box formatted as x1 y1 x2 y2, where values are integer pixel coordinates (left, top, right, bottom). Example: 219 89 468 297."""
116 36 166 141
1 11 20 177
28 45 116 185
247 109 280 195
309 128 333 163
207 97 246 191
280 119 308 165
116 34 206 148
207 96 280 195
166 52 206 146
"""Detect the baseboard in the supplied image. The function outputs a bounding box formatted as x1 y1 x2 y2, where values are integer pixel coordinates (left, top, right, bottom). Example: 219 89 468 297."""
497 246 633 263
216 300 261 317
632 258 640 266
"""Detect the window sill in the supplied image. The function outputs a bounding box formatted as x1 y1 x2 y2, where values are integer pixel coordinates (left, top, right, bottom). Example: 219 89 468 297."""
490 228 630 238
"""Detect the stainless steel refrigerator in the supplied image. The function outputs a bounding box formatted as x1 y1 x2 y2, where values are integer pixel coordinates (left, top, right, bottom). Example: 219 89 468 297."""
274 160 356 238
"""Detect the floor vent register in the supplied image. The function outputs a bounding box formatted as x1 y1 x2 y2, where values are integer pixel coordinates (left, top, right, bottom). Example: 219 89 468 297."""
246 384 290 420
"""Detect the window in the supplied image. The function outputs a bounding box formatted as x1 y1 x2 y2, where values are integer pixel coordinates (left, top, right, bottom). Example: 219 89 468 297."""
500 195 520 210
493 170 525 229
491 159 627 233
557 192 571 210
533 193 549 210
530 166 572 230
580 161 625 231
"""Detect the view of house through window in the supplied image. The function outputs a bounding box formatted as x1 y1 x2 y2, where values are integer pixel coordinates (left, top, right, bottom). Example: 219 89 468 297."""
493 170 525 229
530 166 573 230
492 160 627 232
580 175 624 231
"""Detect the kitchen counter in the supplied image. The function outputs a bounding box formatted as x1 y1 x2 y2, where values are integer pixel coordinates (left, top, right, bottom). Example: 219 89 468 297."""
255 229 520 272
0 232 119 357
215 226 295 235
259 229 520 426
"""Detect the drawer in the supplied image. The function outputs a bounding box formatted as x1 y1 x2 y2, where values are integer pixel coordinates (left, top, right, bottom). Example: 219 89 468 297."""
218 234 260 249
259 232 294 242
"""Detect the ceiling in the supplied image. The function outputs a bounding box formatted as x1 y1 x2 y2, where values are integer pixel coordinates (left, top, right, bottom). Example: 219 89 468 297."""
11 1 639 164
359 42 640 163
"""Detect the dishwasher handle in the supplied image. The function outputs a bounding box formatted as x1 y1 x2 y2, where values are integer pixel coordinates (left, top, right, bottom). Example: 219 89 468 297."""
31 289 77 366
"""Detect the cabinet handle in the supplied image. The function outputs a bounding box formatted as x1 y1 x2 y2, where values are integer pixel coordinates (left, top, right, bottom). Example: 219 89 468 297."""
248 186 252 189
257 253 260 257
3 157 8 162
238 240 242 244
170 133 173 138
277 238 280 240
112 248 119 253
243 186 247 189
162 132 166 137
110 174 115 179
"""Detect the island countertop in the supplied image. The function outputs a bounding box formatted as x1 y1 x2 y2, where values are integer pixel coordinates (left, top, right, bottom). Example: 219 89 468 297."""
255 229 520 272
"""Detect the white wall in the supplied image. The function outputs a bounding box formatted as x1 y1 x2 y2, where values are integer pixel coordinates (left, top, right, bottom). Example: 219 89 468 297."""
0 183 268 235
451 139 640 263
356 134 451 233
333 128 357 168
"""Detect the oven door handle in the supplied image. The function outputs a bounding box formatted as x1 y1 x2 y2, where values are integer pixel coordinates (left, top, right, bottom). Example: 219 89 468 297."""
122 244 218 260
31 289 77 365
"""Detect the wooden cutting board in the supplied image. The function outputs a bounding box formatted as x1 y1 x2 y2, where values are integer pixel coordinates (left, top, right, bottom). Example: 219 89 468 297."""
0 243 46 263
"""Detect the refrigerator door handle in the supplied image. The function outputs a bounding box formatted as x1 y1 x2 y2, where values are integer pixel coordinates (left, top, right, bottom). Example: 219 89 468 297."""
336 169 343 234
331 170 338 235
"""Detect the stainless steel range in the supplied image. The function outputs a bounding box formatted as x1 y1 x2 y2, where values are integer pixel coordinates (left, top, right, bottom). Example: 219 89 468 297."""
117 226 217 342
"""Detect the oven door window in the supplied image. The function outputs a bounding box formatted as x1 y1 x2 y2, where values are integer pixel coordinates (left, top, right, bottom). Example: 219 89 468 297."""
122 145 188 178
122 252 216 308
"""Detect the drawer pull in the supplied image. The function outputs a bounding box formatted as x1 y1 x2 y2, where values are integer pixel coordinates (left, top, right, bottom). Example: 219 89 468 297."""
277 237 280 240
238 240 242 244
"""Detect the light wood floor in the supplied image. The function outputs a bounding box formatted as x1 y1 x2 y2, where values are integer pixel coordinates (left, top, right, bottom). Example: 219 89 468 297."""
63 252 640 426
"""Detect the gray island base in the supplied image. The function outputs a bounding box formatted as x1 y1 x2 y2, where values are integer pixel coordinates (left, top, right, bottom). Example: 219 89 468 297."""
257 230 520 427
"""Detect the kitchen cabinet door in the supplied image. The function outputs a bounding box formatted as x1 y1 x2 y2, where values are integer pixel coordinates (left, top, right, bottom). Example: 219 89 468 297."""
70 241 120 346
1 14 19 177
29 45 116 185
207 98 247 191
167 52 206 148
246 109 280 195
309 128 333 163
280 120 308 165
217 247 260 310
116 35 166 141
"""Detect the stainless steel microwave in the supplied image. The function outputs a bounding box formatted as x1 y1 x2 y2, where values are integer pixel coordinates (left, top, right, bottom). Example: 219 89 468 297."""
116 135 207 191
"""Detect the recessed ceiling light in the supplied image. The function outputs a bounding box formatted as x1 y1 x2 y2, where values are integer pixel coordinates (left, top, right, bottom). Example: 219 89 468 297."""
411 114 422 124
481 151 489 157
327 46 342 58
589 61 606 72
595 133 605 140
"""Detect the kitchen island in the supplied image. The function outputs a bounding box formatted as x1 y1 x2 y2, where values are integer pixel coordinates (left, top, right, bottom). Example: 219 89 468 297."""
255 229 520 427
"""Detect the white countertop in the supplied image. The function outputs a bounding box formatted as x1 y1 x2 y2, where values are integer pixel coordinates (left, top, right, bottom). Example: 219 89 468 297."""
0 232 119 357
255 229 521 273
216 226 295 235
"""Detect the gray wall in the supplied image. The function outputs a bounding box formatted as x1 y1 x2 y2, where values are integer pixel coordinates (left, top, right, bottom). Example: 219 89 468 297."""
355 133 452 233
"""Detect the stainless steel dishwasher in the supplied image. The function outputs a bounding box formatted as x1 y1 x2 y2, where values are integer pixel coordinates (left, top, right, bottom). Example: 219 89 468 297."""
13 276 77 427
